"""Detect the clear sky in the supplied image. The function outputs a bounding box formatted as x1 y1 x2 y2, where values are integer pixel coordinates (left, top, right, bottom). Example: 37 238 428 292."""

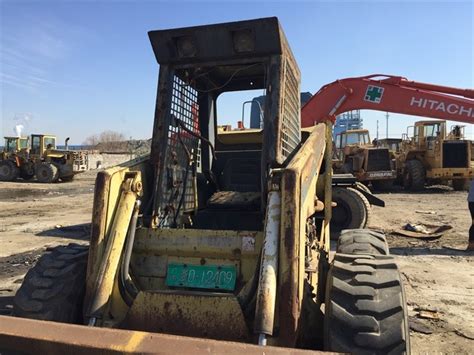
1 0 473 144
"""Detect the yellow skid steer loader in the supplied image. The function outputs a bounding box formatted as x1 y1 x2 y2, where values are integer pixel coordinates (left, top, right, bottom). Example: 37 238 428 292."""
0 17 409 354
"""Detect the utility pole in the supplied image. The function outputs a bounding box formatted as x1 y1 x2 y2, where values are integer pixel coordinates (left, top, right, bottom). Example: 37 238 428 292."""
376 120 379 139
385 112 389 138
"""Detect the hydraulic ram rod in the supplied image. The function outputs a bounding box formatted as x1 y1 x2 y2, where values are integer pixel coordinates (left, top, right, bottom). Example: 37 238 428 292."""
254 190 281 345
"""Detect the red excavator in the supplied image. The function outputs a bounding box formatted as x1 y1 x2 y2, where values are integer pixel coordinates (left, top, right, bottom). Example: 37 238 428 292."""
302 75 474 190
301 74 474 126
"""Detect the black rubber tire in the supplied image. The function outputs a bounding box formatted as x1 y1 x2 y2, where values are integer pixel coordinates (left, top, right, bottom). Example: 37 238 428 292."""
348 188 371 228
13 243 88 323
36 162 59 183
20 162 35 180
403 160 425 191
371 179 394 191
0 160 19 181
331 187 367 237
325 254 410 354
337 229 389 255
20 171 35 180
60 175 75 182
452 179 468 191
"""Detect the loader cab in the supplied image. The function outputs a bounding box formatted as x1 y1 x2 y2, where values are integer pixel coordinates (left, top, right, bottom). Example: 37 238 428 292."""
410 120 470 169
148 17 301 231
30 134 56 156
3 136 28 153
335 129 371 150
414 120 446 150
377 138 402 153
334 129 371 160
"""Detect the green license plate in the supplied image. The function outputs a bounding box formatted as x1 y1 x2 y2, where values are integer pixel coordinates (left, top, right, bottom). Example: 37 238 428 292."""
166 263 237 291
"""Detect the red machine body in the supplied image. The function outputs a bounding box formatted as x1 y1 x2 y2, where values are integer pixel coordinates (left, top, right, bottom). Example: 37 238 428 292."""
301 74 474 126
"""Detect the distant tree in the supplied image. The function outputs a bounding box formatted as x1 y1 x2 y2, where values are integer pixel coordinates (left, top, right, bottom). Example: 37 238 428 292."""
83 130 126 151
83 134 99 148
98 130 126 143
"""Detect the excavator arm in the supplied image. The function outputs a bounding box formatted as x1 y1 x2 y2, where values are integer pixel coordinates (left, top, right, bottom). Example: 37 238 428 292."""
301 74 474 127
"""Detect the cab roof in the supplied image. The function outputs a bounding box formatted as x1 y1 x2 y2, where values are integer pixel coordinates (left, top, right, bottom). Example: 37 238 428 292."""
414 120 446 126
148 17 287 65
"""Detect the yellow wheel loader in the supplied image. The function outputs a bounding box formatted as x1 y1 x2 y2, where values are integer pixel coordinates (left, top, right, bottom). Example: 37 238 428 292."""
0 136 29 181
333 129 396 191
397 120 473 191
1 17 409 354
0 134 88 182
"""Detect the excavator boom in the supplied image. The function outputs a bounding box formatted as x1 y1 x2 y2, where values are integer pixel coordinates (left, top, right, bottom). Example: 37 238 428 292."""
301 74 474 126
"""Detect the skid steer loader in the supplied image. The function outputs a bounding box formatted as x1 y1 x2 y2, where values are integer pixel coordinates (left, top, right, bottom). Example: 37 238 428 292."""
1 17 409 354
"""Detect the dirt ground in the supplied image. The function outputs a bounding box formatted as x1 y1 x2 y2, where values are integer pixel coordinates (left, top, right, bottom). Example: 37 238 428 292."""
0 174 473 353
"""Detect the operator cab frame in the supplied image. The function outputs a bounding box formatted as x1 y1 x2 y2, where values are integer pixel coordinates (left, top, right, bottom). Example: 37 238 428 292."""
3 136 28 153
147 17 301 231
30 134 56 156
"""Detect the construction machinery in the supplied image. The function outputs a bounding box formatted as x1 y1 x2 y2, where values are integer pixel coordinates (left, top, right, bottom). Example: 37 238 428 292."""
377 138 403 154
2 136 29 153
1 18 409 354
333 128 396 190
219 123 384 237
396 120 472 191
0 133 88 182
0 136 29 180
301 74 474 191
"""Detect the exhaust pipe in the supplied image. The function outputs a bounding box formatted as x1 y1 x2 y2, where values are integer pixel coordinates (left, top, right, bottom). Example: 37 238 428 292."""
65 137 70 150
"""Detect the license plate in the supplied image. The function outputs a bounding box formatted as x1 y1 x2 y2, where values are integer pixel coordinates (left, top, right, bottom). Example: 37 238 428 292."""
166 263 237 291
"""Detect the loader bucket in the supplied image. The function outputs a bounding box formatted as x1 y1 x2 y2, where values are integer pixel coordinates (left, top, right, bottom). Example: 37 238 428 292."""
0 315 327 355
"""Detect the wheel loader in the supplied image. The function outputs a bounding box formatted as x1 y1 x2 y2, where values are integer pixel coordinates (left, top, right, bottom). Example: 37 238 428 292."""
0 17 409 354
0 134 88 182
398 120 473 191
333 129 396 190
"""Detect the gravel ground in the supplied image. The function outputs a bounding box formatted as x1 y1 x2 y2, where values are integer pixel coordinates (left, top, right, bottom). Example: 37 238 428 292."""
0 175 472 353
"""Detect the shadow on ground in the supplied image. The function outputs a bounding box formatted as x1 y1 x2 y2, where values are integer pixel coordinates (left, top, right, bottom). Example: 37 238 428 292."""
372 185 457 195
390 246 472 256
36 223 90 240
0 295 13 316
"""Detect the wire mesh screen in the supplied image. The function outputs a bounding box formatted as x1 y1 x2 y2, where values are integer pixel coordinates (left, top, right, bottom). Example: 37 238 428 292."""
159 75 200 226
280 59 301 160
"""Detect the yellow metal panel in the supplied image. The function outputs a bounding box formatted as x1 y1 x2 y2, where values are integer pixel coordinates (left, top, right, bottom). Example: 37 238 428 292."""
86 157 149 303
426 167 473 178
88 185 137 322
131 228 263 289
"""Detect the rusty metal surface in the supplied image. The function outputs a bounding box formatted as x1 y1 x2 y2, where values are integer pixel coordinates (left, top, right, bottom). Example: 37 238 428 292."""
276 124 330 346
278 169 300 347
0 315 331 355
125 291 249 341
86 170 111 304
87 177 139 321
148 17 283 65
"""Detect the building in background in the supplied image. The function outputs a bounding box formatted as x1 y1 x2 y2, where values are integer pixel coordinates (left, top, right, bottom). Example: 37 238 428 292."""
333 110 363 138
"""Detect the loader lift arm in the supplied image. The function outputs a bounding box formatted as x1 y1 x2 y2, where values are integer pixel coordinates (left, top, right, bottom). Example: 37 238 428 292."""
301 74 474 126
